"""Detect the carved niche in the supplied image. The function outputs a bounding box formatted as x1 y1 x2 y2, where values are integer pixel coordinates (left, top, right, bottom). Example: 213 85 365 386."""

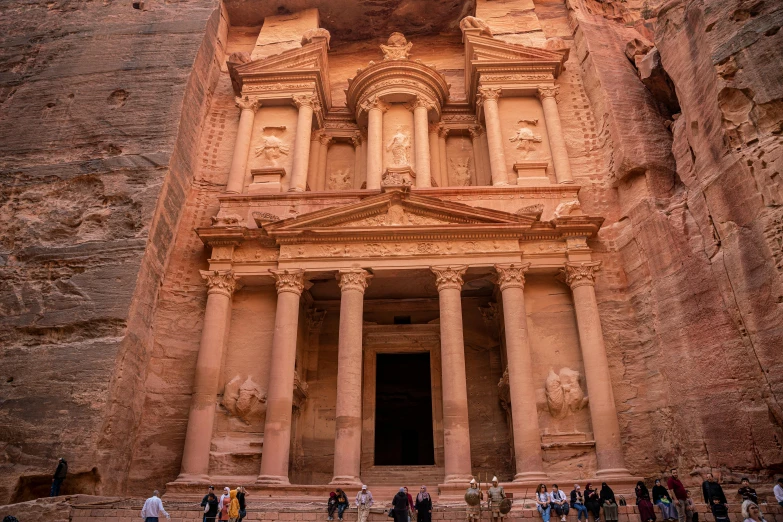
509 119 543 160
544 368 589 419
255 127 290 166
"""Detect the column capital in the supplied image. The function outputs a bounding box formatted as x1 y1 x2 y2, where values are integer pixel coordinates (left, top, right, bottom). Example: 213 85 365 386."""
495 262 531 291
468 124 485 140
429 122 441 135
477 86 502 106
200 269 240 297
537 86 560 101
351 131 363 148
437 123 450 138
337 268 372 293
293 92 322 117
430 265 468 291
406 97 436 112
360 95 390 114
235 95 262 112
561 261 601 289
319 134 334 147
270 269 306 295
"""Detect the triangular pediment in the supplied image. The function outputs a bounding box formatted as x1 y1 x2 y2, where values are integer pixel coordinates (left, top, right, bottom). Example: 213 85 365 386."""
234 41 328 74
262 190 537 241
466 34 567 66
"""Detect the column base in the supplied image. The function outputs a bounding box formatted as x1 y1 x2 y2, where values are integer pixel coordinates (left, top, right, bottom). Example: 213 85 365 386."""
173 472 211 484
557 179 575 184
512 471 548 482
443 473 474 484
330 475 362 486
256 475 291 485
596 467 634 479
288 187 305 192
492 181 510 187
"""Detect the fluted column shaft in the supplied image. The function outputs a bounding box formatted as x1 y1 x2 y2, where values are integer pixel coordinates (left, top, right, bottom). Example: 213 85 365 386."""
478 86 509 186
289 94 319 192
227 97 261 193
412 100 432 187
257 269 306 485
538 87 574 184
331 269 372 485
562 262 629 477
431 265 472 483
495 264 547 481
178 270 239 480
364 98 388 190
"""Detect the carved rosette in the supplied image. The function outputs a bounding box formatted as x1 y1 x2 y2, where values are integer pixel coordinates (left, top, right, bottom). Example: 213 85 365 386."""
270 269 306 295
337 268 372 294
477 86 502 107
495 262 531 291
430 265 468 291
561 261 601 289
537 86 560 101
235 95 262 112
201 270 240 297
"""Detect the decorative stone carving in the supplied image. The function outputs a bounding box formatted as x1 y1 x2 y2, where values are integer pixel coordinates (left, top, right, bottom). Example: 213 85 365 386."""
200 270 239 297
381 166 415 187
495 262 530 290
328 168 353 190
450 157 473 186
337 268 372 293
386 126 412 166
561 261 601 289
292 92 321 116
477 86 501 107
537 86 560 101
544 368 589 419
498 368 511 414
509 120 543 160
270 269 306 295
251 211 282 226
468 125 484 139
211 212 244 227
516 203 544 217
380 32 413 61
554 199 581 218
292 370 309 411
459 16 493 37
255 128 290 166
222 376 267 425
351 132 363 147
306 309 327 332
235 95 262 112
359 95 390 114
430 265 467 291
301 28 331 48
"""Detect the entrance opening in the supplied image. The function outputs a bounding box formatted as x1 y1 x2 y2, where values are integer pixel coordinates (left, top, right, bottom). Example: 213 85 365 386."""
374 353 435 465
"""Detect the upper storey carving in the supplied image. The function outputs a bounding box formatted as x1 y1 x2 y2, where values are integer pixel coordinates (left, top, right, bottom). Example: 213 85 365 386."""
346 33 451 125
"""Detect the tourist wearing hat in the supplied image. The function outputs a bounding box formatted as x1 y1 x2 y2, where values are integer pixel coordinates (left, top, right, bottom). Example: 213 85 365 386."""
355 485 374 522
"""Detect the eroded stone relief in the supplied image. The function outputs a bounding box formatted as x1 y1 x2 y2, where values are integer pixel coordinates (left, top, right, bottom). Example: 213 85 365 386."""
386 126 412 166
255 127 289 166
544 368 589 420
450 157 473 186
509 120 543 160
222 376 267 425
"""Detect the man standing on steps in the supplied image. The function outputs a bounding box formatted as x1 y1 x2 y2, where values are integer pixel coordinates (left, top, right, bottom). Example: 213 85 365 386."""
702 473 727 505
200 486 215 522
50 457 67 497
355 485 374 522
668 469 691 522
140 490 171 521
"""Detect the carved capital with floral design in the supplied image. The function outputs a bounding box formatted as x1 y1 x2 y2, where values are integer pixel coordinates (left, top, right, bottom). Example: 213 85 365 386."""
359 95 390 114
270 269 306 295
201 269 240 297
235 95 262 112
561 261 601 289
337 268 372 294
430 265 468 291
351 131 363 148
495 263 531 291
437 123 450 138
468 125 485 140
537 86 560 101
477 86 502 107
318 134 333 147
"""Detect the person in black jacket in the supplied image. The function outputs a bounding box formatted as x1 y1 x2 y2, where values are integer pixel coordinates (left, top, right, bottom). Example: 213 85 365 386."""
393 488 409 522
203 492 220 522
702 474 727 505
200 486 215 522
415 486 433 522
50 458 67 497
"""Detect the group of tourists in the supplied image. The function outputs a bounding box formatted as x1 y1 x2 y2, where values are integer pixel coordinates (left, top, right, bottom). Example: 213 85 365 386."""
197 485 248 522
326 485 433 522
534 482 618 522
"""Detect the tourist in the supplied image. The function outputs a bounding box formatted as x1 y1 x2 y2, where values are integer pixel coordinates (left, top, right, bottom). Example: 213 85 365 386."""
653 479 679 521
50 457 68 497
218 487 231 521
228 489 240 522
600 483 618 522
535 484 552 522
140 490 171 521
356 485 374 522
550 484 569 522
570 483 589 522
328 492 338 520
684 491 695 522
742 500 766 522
336 488 350 521
393 487 410 522
774 478 783 507
584 483 601 522
201 486 215 522
236 486 247 522
738 478 758 504
667 469 690 522
204 492 219 522
415 485 433 522
709 496 730 522
405 486 415 522
702 473 727 505
636 481 657 522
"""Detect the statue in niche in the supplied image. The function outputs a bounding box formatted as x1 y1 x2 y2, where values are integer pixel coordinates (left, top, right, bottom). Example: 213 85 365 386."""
509 119 543 160
545 367 589 420
222 376 267 425
327 168 353 190
450 157 473 186
386 126 411 166
254 127 289 166
380 32 413 60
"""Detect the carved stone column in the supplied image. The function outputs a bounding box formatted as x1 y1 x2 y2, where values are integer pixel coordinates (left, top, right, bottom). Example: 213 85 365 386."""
438 124 449 187
430 265 473 483
469 125 488 186
332 269 371 485
227 96 262 193
364 97 389 190
562 262 629 477
412 99 432 187
495 263 547 482
316 134 333 191
478 86 509 186
307 132 321 191
177 270 239 481
538 86 574 184
289 93 320 192
429 123 441 187
257 269 306 485
352 132 363 190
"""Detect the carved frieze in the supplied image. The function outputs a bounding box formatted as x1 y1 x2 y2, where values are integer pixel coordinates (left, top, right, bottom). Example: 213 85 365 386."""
279 239 519 260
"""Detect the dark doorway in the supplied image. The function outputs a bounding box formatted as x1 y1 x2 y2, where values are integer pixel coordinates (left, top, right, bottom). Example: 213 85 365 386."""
374 352 435 465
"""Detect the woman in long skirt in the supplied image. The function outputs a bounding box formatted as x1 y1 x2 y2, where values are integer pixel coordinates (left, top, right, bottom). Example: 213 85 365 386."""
600 483 619 522
652 479 679 521
636 482 657 522
415 486 432 522
584 484 601 522
393 488 409 522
